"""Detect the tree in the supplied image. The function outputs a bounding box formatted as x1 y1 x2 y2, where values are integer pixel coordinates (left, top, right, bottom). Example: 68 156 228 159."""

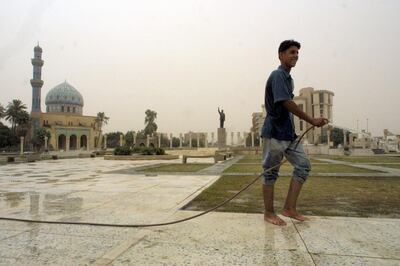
15 110 30 137
144 109 158 136
160 134 170 147
0 123 16 149
104 131 123 148
95 112 109 149
5 99 28 134
171 137 180 147
331 128 344 148
31 128 51 151
0 103 5 121
125 131 135 146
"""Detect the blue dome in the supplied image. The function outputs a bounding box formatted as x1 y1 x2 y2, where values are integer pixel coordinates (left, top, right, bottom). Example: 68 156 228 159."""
45 81 84 106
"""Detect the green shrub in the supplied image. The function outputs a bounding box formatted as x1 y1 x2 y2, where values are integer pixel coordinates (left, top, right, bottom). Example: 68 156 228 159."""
132 147 146 154
114 146 132 155
141 147 155 155
155 148 165 155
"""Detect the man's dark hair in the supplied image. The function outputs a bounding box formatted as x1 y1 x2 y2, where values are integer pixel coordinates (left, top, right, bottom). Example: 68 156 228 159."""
278 40 301 53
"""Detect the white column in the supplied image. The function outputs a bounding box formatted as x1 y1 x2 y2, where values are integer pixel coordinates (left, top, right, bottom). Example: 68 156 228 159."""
44 136 48 150
237 132 240 146
243 132 247 147
211 132 215 146
66 135 70 151
119 134 123 146
158 133 162 148
170 133 173 148
343 130 347 147
77 136 81 150
146 134 150 147
197 133 200 148
205 133 208 148
20 136 24 155
251 132 255 147
133 132 137 147
189 133 192 148
179 133 183 148
259 133 262 147
230 132 234 146
103 134 107 149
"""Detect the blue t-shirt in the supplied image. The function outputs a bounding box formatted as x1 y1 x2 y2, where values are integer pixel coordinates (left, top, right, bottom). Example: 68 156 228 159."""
261 65 297 141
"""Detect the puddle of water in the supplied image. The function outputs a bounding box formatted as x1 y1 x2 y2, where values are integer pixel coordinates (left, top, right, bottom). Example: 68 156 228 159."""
0 191 84 216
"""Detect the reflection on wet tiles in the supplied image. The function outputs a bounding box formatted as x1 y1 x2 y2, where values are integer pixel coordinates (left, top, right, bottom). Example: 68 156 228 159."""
9 173 24 177
0 191 84 217
295 217 400 259
114 239 314 266
37 179 59 184
42 194 83 215
0 192 27 208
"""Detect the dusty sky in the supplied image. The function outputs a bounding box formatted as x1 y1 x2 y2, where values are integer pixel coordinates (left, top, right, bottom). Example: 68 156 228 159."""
0 0 399 136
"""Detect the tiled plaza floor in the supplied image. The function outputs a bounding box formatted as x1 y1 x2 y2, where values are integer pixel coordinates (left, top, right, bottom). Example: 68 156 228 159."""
0 158 399 265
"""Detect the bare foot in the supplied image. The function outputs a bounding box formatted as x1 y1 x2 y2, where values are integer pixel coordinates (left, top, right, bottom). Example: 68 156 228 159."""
264 212 287 226
282 209 309 222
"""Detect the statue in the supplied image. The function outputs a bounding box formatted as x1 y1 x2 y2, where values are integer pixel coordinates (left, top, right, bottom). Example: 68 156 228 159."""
218 107 225 128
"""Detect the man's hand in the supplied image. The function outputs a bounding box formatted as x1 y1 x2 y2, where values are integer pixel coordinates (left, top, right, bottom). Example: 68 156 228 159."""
310 118 329 127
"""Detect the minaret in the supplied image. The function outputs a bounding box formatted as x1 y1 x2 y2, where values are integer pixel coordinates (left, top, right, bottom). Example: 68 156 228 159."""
30 44 44 113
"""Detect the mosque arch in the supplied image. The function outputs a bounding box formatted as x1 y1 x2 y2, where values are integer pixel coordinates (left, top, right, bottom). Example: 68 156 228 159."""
80 135 87 150
69 135 77 150
58 134 66 151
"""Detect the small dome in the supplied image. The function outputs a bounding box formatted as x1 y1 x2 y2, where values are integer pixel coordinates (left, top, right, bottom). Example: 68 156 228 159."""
45 81 84 106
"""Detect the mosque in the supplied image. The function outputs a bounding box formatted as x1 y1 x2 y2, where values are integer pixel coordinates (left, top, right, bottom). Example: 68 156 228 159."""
29 44 101 151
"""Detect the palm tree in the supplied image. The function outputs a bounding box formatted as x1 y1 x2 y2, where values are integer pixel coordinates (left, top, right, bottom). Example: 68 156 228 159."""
16 110 30 137
0 103 5 122
5 100 27 134
95 112 109 149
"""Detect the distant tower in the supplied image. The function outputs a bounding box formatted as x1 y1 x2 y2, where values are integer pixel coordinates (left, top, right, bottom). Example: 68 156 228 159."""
30 44 44 113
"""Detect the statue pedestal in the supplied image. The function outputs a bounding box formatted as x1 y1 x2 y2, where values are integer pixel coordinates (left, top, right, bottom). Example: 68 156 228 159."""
217 128 227 149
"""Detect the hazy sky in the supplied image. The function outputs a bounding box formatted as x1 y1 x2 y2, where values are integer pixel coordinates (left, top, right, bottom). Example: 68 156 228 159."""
1 0 399 136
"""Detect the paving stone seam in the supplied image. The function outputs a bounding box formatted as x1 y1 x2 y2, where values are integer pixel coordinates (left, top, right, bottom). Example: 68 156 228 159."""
315 158 400 173
292 220 317 266
173 176 220 211
93 230 149 266
197 156 243 175
0 229 136 240
310 252 400 261
0 229 31 242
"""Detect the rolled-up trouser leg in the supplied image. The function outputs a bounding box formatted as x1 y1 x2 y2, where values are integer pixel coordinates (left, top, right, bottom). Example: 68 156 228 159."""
262 138 285 185
284 140 311 184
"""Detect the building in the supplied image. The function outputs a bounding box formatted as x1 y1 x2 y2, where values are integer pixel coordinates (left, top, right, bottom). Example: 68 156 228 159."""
293 87 334 144
29 45 101 151
253 87 334 144
251 104 266 134
349 130 373 149
382 129 400 152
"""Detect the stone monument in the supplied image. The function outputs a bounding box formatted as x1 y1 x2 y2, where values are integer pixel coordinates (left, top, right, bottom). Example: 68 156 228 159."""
217 107 227 149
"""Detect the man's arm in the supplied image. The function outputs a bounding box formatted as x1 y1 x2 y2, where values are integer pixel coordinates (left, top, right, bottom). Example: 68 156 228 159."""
282 100 328 127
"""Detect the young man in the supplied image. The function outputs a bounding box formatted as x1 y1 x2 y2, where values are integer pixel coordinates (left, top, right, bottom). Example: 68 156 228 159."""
261 40 328 226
